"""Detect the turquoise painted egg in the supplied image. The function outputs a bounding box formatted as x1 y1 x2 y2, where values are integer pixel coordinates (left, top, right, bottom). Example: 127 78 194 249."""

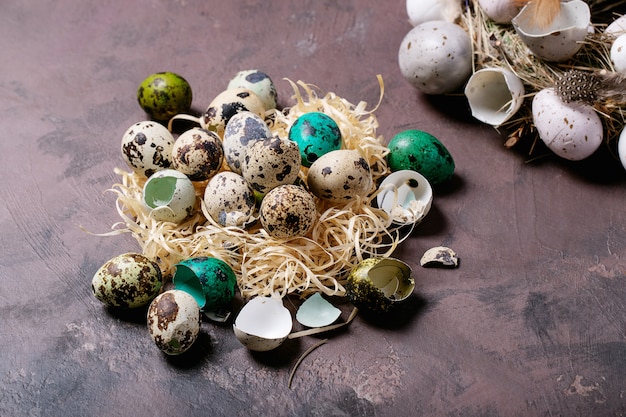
173 257 237 311
386 130 455 185
288 112 342 167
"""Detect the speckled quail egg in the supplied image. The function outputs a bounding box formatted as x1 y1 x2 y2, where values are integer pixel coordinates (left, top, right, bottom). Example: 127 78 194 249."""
233 296 293 351
260 184 317 239
201 88 265 136
532 88 603 161
398 21 472 94
288 112 343 167
172 128 224 181
142 169 197 223
147 290 201 355
227 69 278 111
121 121 175 178
91 252 162 309
173 257 237 311
346 257 415 314
242 136 301 195
223 111 272 174
203 171 256 227
306 149 373 204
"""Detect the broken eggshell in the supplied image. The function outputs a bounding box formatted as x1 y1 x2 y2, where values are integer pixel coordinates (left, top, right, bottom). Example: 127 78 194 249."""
420 246 459 268
346 257 415 314
512 0 590 62
173 256 237 312
233 297 293 351
296 293 342 328
142 169 197 223
376 170 432 225
464 67 525 127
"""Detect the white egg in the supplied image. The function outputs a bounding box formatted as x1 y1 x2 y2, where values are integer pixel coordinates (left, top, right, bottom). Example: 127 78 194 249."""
405 0 461 27
606 15 626 35
611 34 626 74
233 297 292 351
121 121 175 178
142 169 197 223
618 127 626 170
532 88 603 161
477 0 521 24
398 21 472 94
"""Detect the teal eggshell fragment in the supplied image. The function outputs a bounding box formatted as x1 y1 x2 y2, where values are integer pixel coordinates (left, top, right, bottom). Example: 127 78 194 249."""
173 257 237 311
386 130 455 185
288 112 342 167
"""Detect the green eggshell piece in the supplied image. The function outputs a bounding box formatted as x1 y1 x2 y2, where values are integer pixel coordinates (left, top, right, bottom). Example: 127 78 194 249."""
288 112 342 167
137 72 193 121
173 257 237 311
387 130 455 185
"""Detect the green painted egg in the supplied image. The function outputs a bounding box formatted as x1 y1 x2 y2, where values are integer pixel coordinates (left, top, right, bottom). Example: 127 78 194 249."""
288 112 342 167
91 253 162 308
387 130 455 185
173 257 237 311
137 72 193 121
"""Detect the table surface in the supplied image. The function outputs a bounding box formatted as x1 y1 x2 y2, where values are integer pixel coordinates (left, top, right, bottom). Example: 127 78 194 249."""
2 1 626 416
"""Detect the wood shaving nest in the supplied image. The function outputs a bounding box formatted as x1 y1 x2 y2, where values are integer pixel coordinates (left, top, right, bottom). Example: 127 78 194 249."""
105 76 413 299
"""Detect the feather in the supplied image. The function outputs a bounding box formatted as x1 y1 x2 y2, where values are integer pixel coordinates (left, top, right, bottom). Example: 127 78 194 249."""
514 0 562 29
554 70 626 105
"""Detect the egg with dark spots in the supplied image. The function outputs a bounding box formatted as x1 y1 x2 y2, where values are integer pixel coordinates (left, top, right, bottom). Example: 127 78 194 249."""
227 69 278 110
121 121 175 178
223 111 272 174
137 72 193 121
242 136 301 195
203 171 256 227
387 129 455 185
173 257 238 311
202 88 265 136
172 128 224 181
288 112 342 167
306 149 373 204
147 290 201 355
91 253 162 308
260 184 317 239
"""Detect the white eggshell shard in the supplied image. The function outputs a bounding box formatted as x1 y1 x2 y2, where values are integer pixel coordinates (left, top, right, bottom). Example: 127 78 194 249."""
618 127 626 170
398 21 472 94
233 297 293 351
405 0 461 27
464 67 525 126
478 0 521 24
610 34 626 74
142 169 197 223
296 293 342 328
376 170 433 225
532 88 603 161
147 290 201 356
512 0 590 62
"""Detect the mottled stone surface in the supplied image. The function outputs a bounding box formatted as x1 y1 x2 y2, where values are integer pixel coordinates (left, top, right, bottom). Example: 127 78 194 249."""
1 1 626 416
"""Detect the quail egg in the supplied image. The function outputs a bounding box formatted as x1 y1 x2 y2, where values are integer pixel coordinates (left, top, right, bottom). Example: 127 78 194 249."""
172 128 224 181
203 171 256 227
91 252 162 308
121 121 175 178
242 136 301 195
147 289 201 355
223 111 272 174
306 149 373 204
202 88 265 136
142 169 197 223
227 69 278 110
260 184 317 239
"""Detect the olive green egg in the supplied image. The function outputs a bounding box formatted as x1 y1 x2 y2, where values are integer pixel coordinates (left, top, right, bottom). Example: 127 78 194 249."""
91 253 163 308
387 130 454 185
137 72 193 121
346 257 415 313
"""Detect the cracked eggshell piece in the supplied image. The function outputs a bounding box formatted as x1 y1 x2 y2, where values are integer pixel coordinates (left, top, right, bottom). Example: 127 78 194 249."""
405 0 462 27
147 290 201 356
531 88 603 161
233 297 293 351
142 169 197 223
376 170 432 225
420 246 459 268
296 293 342 328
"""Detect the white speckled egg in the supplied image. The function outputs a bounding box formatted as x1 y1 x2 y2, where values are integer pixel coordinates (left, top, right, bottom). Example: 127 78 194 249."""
121 121 175 178
260 184 317 239
406 0 461 26
233 297 292 351
306 149 373 204
242 136 301 195
227 69 278 110
142 169 197 223
223 111 272 174
606 15 626 35
172 128 224 181
477 0 521 24
201 88 265 136
398 21 472 94
532 88 603 161
147 290 201 355
618 127 626 170
611 34 626 74
203 171 256 227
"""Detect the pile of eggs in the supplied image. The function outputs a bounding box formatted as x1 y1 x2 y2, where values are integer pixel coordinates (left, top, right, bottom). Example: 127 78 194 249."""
92 68 457 355
400 0 626 169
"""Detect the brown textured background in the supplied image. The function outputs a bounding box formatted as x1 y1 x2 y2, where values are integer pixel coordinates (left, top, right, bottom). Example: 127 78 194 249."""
1 1 626 416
